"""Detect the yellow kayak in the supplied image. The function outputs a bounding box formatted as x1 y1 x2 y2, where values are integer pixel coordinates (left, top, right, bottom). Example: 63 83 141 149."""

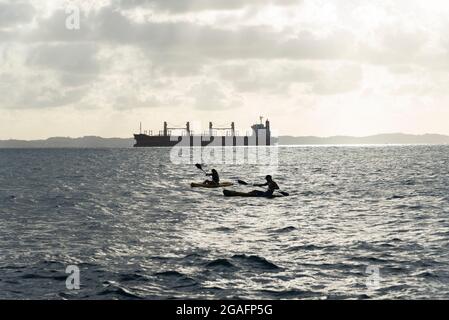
190 182 233 188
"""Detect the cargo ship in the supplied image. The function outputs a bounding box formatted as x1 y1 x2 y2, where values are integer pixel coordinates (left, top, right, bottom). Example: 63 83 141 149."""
134 118 274 147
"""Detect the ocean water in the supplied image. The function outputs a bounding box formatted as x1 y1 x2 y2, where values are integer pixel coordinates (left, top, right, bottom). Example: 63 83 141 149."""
0 145 449 300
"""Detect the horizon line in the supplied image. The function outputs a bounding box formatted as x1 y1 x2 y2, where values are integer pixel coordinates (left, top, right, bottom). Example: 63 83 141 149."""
1 132 449 141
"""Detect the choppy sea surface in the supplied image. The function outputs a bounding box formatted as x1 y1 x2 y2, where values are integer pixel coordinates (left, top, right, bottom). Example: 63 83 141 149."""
0 146 449 300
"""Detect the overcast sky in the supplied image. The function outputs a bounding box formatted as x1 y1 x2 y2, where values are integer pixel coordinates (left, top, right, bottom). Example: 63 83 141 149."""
1 0 449 139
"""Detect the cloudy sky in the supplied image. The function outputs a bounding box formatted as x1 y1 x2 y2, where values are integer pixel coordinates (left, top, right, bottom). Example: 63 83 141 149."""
1 0 449 139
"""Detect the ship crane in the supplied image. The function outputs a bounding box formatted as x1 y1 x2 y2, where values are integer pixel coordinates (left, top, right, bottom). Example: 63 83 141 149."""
163 121 192 136
208 122 235 136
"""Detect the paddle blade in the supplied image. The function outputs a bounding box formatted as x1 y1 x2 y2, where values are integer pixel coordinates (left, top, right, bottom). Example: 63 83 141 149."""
195 163 203 170
279 191 290 196
238 180 249 185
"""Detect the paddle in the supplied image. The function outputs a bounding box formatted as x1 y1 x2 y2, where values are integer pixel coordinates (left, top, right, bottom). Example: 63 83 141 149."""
195 163 207 175
237 179 290 196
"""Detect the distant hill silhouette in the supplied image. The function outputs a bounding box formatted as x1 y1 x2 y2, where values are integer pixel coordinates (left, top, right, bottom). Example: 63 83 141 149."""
278 133 449 145
0 133 448 148
0 136 135 148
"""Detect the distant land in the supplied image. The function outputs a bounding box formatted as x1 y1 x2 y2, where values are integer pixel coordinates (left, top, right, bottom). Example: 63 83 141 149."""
0 133 448 148
279 133 449 145
0 136 135 148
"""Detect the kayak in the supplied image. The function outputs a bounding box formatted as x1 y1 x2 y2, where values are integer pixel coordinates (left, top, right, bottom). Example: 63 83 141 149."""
223 189 287 198
191 182 234 188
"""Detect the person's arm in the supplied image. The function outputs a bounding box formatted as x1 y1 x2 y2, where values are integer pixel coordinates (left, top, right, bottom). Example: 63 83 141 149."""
253 182 268 187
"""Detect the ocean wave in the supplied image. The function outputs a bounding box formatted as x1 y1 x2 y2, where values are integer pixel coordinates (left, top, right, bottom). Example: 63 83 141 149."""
214 227 234 232
273 226 297 233
153 270 199 288
205 258 238 270
287 244 335 252
231 254 281 271
387 195 408 200
154 270 187 278
413 271 441 279
118 273 148 282
21 273 67 281
260 288 317 299
99 282 142 300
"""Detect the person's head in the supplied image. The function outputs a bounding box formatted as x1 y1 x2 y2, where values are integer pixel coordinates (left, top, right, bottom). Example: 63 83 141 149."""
212 169 218 175
265 175 272 182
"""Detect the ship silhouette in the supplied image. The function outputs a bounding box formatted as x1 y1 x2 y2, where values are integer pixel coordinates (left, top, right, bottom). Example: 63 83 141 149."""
134 118 274 147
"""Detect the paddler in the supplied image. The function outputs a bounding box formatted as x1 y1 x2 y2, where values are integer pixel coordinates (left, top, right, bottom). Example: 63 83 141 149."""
204 169 220 185
252 175 280 196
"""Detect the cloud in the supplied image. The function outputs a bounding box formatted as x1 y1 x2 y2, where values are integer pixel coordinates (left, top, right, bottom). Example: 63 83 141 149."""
115 0 300 12
0 72 87 109
28 7 354 63
0 1 35 28
2 2 441 113
311 64 363 95
189 81 240 110
27 43 99 74
381 29 428 55
215 61 318 94
17 86 86 109
113 94 179 110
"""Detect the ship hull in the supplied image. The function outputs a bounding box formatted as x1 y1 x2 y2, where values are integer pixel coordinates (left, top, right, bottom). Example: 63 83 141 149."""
133 134 274 147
